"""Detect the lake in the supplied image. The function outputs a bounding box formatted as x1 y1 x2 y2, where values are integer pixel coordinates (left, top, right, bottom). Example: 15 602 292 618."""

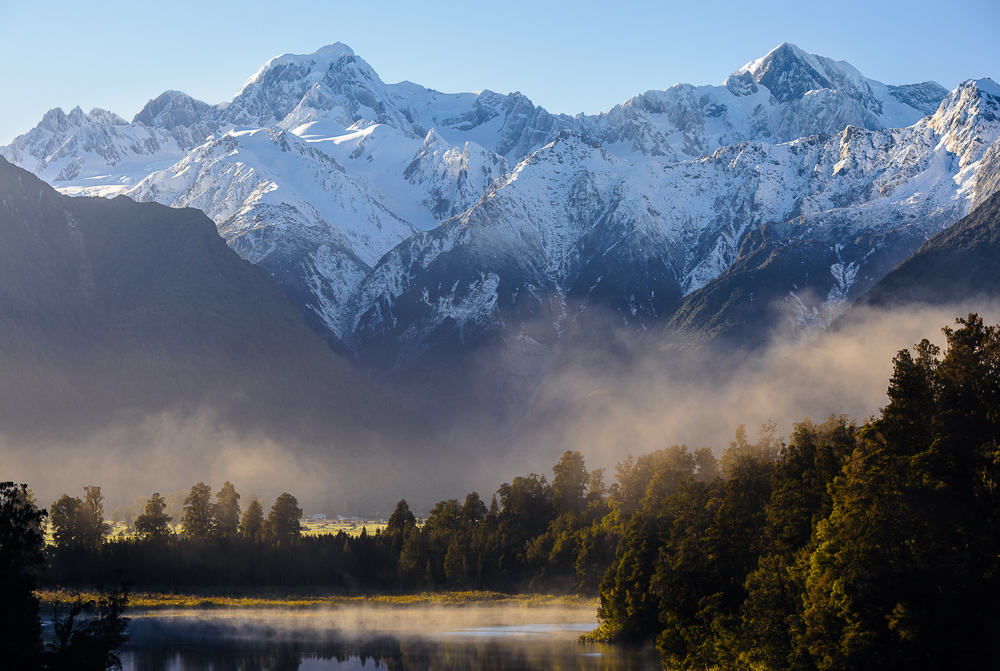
119 603 658 670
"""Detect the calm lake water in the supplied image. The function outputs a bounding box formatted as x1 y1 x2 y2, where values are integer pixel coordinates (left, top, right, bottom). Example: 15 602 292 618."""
119 604 659 671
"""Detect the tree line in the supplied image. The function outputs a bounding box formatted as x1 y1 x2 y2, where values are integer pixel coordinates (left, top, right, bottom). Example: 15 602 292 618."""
39 464 615 591
4 314 999 669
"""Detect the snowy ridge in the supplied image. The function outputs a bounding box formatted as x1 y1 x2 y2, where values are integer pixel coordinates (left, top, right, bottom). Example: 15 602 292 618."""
0 106 195 193
348 77 1000 359
402 129 511 220
126 126 416 264
124 126 419 341
225 43 419 133
1 41 994 368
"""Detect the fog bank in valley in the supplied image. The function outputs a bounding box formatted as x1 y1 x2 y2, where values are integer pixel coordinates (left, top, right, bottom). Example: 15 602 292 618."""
0 410 478 516
497 300 1000 478
5 300 997 514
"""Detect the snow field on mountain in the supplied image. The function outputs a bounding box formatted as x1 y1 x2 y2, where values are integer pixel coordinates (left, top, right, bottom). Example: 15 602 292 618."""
2 41 997 362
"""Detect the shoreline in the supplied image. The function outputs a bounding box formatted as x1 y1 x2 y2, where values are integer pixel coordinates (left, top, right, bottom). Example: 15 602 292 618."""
36 587 598 612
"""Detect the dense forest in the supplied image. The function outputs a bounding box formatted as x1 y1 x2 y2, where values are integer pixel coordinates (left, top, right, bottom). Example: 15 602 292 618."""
3 314 999 670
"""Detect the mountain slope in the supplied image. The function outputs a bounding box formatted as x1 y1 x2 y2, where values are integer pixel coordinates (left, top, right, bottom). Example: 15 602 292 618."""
0 157 469 503
0 43 954 357
850 188 1000 310
359 78 1000 355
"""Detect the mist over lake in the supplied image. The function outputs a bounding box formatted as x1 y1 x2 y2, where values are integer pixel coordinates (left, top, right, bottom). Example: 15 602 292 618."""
119 603 657 671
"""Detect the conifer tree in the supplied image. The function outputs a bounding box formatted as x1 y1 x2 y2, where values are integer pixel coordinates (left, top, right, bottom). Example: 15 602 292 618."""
50 486 108 550
239 498 264 540
181 482 215 540
134 493 172 540
0 482 46 669
214 481 241 537
264 493 302 541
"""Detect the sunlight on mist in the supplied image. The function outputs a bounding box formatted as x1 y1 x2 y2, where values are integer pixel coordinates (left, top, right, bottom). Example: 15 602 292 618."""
4 299 999 512
498 300 1000 477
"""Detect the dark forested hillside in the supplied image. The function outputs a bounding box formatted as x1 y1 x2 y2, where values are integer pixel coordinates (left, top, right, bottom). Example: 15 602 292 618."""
0 157 471 503
666 218 931 350
592 314 1000 670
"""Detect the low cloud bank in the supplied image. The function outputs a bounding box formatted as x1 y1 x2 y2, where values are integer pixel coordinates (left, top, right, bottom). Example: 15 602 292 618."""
497 300 1000 478
5 300 998 512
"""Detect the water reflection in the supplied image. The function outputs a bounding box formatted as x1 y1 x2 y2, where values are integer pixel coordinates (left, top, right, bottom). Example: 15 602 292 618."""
121 609 657 671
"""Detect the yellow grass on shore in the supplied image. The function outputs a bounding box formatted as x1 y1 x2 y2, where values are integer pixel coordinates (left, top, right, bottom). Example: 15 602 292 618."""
35 588 596 612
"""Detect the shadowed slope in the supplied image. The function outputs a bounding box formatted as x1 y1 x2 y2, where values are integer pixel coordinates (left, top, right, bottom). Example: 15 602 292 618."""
0 157 473 504
851 190 1000 311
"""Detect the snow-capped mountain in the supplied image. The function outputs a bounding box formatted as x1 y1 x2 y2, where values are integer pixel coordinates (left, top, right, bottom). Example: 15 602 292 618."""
3 41 997 449
0 106 191 191
1 42 956 344
351 76 999 349
123 126 417 343
2 41 945 196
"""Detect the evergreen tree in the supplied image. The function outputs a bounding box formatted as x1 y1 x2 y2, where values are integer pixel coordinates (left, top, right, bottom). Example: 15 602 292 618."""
213 482 241 537
460 492 487 526
0 482 46 670
384 499 416 566
50 486 108 551
239 498 264 540
398 524 432 586
552 450 588 516
181 482 215 540
82 486 110 547
50 494 85 549
264 493 302 541
796 315 1000 670
134 493 172 541
386 499 416 537
421 499 463 584
740 416 856 670
444 536 467 587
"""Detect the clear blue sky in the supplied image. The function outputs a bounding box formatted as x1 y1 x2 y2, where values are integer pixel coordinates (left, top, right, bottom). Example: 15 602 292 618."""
1 0 998 146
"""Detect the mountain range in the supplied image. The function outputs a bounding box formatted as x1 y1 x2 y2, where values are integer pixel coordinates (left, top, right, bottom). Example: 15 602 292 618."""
2 41 999 454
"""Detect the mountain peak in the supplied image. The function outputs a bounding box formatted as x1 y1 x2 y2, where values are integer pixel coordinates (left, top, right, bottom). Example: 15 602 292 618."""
769 41 808 60
314 42 356 58
240 42 359 93
133 90 211 131
735 42 835 103
730 42 888 121
225 42 398 130
268 42 358 70
973 77 1000 97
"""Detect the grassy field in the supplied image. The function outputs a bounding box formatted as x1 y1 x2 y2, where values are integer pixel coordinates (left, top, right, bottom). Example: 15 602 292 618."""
95 518 388 542
36 588 596 611
299 518 388 537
